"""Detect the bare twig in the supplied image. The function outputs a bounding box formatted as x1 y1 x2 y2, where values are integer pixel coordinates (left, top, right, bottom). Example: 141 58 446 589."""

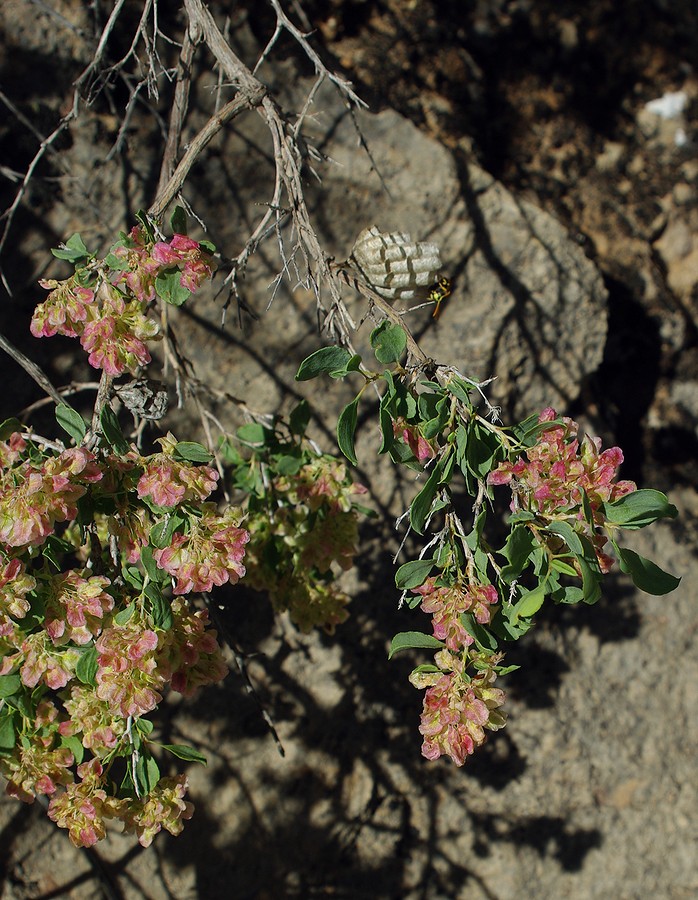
155 23 202 198
0 332 67 409
267 0 367 109
149 90 265 219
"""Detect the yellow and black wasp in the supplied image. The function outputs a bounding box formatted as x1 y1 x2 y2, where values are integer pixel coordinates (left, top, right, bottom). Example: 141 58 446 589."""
428 276 452 319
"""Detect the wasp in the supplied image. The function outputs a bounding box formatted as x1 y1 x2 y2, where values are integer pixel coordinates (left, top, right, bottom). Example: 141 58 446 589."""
428 276 452 319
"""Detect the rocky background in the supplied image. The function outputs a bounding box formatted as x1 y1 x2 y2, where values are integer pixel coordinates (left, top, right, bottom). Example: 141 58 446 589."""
0 1 697 898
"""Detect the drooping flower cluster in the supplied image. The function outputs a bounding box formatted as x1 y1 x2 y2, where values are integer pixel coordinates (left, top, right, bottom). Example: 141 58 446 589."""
30 227 216 377
118 774 194 848
0 446 102 549
152 504 249 595
488 407 637 571
410 649 507 766
488 407 636 516
137 433 219 507
238 447 367 633
412 578 498 651
0 423 244 847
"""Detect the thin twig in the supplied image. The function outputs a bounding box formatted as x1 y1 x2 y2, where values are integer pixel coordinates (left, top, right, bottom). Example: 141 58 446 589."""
0 332 67 409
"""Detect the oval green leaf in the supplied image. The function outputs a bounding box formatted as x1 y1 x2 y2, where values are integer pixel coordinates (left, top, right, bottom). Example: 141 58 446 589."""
56 404 86 444
395 558 435 590
603 489 678 529
337 395 360 465
173 441 212 463
161 743 208 765
295 346 353 381
370 321 407 364
388 631 444 659
615 546 681 595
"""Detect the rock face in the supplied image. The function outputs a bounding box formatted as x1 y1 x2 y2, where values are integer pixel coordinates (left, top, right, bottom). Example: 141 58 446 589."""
314 102 608 418
183 90 608 423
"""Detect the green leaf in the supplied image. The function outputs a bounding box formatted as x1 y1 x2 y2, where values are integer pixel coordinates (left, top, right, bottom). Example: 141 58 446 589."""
550 557 579 577
395 558 435 590
295 346 353 381
579 555 602 605
445 376 472 404
378 396 395 456
274 454 303 476
170 206 188 235
0 674 21 699
466 421 503 480
61 734 84 766
136 717 154 736
144 583 173 629
289 400 311 435
493 664 521 676
0 712 16 750
141 545 168 584
388 631 444 659
461 612 499 651
0 418 23 440
104 246 130 271
553 585 585 604
135 753 160 795
55 404 86 443
51 233 90 263
237 422 268 444
160 743 208 765
509 582 547 622
545 520 585 557
155 269 191 307
602 489 678 529
337 395 360 465
114 602 136 625
499 525 536 582
122 566 144 589
173 441 213 464
75 646 98 686
615 546 681 595
99 405 129 454
510 413 564 447
409 465 441 535
370 321 407 364
149 513 183 549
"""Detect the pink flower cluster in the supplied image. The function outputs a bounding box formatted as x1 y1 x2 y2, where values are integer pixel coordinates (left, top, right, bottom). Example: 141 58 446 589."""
0 702 74 802
31 280 159 377
153 504 249 595
160 598 229 695
31 227 216 376
137 434 219 507
410 650 506 766
277 458 368 513
241 452 364 633
95 625 165 718
44 572 114 646
111 228 216 301
0 446 102 549
413 578 498 651
488 407 636 516
0 425 244 847
488 407 637 571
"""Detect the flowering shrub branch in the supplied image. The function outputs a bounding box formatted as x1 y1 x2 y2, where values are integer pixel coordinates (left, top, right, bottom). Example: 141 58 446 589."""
0 0 682 856
296 316 680 767
0 219 251 847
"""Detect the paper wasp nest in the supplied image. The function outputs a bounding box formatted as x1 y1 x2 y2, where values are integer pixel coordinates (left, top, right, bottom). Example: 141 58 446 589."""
349 225 442 301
